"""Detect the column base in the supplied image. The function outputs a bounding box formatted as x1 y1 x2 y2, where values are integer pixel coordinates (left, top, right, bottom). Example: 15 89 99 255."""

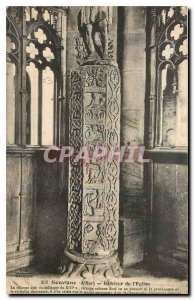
59 249 123 279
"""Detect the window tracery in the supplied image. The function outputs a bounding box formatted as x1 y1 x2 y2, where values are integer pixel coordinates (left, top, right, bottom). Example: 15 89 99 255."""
6 6 68 147
147 6 188 148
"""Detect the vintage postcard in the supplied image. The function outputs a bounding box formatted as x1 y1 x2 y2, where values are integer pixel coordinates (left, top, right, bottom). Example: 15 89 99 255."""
6 6 188 294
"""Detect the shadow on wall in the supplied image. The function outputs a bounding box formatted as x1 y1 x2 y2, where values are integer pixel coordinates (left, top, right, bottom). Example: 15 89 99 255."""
33 152 68 273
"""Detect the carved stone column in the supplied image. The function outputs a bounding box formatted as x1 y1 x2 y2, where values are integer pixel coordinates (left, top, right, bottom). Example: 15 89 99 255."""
60 63 122 279
59 6 122 280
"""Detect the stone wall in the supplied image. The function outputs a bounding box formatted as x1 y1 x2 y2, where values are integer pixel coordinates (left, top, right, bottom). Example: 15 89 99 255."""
151 161 188 278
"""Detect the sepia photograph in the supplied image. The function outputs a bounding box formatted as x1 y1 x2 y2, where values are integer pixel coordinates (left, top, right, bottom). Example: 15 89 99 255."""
6 5 188 295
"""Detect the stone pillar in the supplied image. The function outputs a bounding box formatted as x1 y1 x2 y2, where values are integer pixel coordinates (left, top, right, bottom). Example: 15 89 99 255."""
118 7 146 267
60 64 122 279
59 6 122 279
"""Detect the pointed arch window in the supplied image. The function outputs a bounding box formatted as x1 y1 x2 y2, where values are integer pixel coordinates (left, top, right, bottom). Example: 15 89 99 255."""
6 6 68 148
146 6 188 149
25 8 61 146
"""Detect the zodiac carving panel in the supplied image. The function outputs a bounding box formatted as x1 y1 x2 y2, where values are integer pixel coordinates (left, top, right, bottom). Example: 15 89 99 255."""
84 161 105 184
83 189 104 216
85 125 106 144
84 92 106 123
82 221 108 255
85 66 107 87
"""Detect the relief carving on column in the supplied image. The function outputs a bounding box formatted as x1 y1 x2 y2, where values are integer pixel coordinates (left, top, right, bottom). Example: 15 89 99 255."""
60 9 122 278
60 65 122 278
67 69 83 252
85 66 107 87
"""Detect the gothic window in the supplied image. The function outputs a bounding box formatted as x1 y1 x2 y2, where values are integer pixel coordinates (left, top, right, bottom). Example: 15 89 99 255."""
6 7 67 147
25 7 61 146
147 7 188 149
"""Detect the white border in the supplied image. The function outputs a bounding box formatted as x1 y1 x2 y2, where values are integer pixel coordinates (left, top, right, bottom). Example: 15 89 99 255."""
1 2 192 299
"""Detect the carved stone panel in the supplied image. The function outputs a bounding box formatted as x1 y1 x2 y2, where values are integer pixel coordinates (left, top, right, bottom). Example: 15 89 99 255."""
68 64 121 260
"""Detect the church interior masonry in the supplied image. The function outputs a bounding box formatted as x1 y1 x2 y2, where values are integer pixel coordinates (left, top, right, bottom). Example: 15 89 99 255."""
6 6 188 279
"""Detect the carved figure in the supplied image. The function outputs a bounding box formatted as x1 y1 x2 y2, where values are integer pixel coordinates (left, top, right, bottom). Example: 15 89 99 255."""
84 190 103 215
85 125 104 142
85 163 104 183
80 6 113 60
